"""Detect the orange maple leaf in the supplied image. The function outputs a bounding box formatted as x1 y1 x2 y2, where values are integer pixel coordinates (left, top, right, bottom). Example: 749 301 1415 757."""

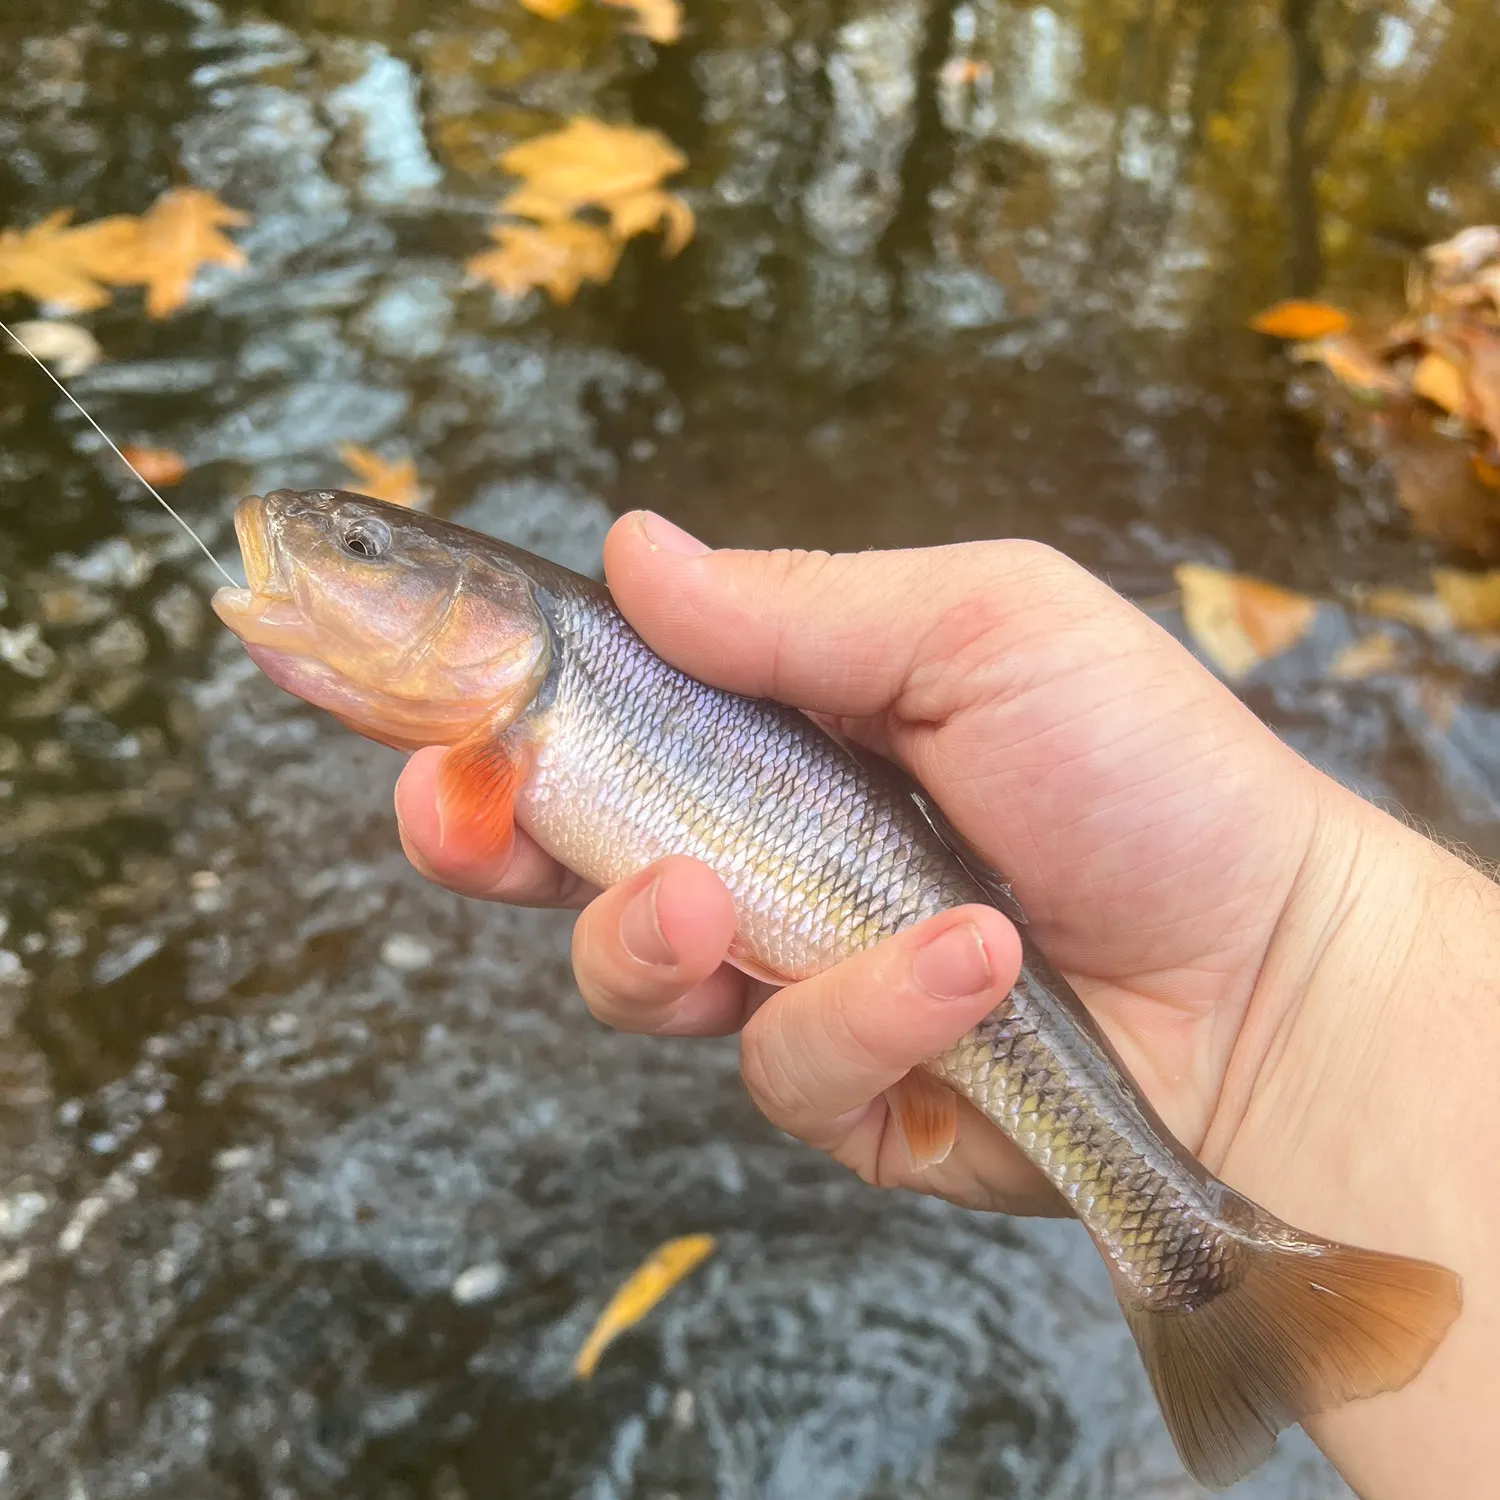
338 445 427 508
1249 300 1350 340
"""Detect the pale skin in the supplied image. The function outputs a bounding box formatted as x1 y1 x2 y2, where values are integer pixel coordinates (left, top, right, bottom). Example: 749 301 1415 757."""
394 512 1500 1498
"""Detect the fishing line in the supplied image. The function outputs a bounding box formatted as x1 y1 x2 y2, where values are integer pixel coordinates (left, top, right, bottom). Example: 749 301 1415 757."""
0 317 239 587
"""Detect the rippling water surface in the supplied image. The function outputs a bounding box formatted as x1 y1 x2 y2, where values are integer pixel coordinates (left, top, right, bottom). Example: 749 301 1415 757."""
3 1 1499 1495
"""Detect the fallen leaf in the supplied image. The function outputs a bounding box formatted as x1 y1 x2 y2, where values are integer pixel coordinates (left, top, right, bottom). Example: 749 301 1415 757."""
498 117 691 250
1446 324 1500 455
1422 225 1500 285
338 444 426 508
1411 350 1471 417
0 210 142 312
1175 564 1317 679
518 0 578 15
1250 300 1350 340
119 446 188 487
1328 631 1400 680
130 188 249 318
1292 333 1404 399
573 1234 716 1380
5 320 102 376
1432 567 1500 631
1356 586 1452 632
467 219 622 304
600 0 682 42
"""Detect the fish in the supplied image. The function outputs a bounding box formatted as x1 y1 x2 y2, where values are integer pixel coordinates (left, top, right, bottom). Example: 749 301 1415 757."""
213 488 1460 1490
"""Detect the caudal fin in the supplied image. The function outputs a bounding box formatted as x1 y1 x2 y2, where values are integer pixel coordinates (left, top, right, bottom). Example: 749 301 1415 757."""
1119 1215 1461 1490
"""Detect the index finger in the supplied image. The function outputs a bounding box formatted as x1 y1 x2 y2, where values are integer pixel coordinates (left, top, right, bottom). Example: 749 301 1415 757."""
394 746 596 908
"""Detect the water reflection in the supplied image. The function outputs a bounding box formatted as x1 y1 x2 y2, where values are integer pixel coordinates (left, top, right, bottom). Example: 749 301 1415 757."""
1 0 1497 1494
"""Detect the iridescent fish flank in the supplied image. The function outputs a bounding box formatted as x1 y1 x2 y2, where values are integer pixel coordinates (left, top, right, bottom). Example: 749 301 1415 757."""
213 489 1460 1491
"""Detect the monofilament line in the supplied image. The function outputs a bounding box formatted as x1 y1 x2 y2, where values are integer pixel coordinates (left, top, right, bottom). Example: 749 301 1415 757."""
0 317 239 587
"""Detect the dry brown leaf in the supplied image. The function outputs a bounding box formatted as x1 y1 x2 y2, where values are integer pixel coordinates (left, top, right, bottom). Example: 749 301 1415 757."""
599 0 682 42
1446 324 1500 454
1422 226 1500 286
130 188 249 318
338 444 426 508
1432 567 1500 631
0 210 142 311
1411 351 1471 417
119 446 188 487
1292 334 1404 399
1328 631 1400 681
467 220 622 304
6 320 102 376
573 1234 715 1380
1250 300 1350 340
1174 563 1317 679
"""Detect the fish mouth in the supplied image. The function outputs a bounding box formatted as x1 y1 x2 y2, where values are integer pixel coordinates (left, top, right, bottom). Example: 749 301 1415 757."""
211 494 306 641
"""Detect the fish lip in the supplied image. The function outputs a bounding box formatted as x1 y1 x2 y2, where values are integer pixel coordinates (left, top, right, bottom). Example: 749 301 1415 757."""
232 493 275 595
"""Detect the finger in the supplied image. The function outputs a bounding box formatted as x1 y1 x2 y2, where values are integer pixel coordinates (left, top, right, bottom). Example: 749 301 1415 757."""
395 746 595 908
738 905 1020 1147
572 856 766 1036
603 511 1130 722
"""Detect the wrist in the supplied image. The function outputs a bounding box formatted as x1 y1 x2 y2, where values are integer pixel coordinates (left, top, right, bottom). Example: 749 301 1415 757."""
1218 778 1500 1496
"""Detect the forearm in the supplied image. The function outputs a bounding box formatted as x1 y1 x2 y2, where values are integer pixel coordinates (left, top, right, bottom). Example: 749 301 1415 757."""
1222 786 1500 1498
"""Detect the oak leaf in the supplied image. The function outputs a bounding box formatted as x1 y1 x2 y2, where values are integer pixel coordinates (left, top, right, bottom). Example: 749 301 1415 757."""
339 445 427 508
0 211 142 312
467 220 622 303
573 1234 715 1380
1249 300 1350 340
1175 563 1316 679
130 188 249 318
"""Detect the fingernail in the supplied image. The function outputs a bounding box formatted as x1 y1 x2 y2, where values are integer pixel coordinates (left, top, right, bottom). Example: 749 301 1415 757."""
913 922 992 1001
638 511 710 557
621 877 677 967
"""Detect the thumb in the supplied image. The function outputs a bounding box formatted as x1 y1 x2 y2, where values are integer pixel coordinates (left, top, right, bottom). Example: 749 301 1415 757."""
603 511 1102 721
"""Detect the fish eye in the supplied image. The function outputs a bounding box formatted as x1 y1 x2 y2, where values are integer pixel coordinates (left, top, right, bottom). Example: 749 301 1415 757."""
339 516 391 560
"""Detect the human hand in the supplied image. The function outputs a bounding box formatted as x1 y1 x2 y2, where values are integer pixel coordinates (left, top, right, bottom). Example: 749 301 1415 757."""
396 513 1333 1215
397 513 1500 1497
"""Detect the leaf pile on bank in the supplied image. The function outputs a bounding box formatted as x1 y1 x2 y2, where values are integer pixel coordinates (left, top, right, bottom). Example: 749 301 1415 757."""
1254 226 1500 554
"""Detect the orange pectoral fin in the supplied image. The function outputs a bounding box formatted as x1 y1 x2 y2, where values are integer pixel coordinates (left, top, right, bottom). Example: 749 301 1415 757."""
886 1068 959 1171
435 734 527 863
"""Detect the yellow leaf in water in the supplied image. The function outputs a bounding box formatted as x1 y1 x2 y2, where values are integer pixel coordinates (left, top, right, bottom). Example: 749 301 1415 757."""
1174 563 1317 680
599 0 682 42
1249 300 1350 340
573 1234 716 1380
467 220 622 304
0 210 143 312
1328 631 1400 681
499 117 688 228
1431 567 1500 631
1356 587 1453 633
338 445 426 508
519 0 580 16
130 188 249 318
1412 351 1470 418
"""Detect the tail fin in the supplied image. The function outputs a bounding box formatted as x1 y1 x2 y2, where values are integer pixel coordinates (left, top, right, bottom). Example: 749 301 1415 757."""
1119 1215 1461 1490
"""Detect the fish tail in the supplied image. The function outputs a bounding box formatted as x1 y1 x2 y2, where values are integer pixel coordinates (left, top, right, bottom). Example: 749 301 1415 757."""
1117 1196 1460 1491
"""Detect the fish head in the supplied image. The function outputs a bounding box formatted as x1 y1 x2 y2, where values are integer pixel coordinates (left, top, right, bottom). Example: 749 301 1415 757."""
212 489 551 750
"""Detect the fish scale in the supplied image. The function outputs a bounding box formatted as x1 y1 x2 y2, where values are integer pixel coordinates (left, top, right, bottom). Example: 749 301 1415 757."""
216 488 1462 1491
